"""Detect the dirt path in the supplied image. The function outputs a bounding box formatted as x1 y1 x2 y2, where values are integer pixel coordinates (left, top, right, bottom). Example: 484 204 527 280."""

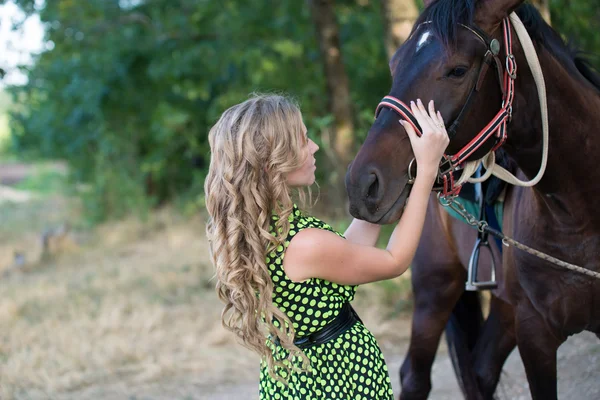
200 331 599 400
0 162 32 185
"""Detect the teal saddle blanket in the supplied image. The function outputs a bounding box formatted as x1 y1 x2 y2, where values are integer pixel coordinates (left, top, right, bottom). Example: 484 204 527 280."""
443 195 504 231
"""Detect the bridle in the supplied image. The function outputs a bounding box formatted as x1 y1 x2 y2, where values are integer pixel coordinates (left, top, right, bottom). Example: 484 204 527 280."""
374 17 517 197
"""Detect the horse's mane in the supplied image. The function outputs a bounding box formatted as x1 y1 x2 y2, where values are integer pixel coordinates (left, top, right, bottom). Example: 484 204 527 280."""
417 0 600 93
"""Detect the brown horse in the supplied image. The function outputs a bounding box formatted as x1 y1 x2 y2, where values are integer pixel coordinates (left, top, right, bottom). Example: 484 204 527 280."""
345 1 600 399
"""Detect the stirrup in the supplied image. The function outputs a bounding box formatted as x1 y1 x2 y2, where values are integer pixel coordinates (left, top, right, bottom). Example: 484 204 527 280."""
465 167 498 291
465 238 498 291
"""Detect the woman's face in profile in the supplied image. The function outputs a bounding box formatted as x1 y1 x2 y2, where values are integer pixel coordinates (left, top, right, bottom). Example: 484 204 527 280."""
286 123 319 187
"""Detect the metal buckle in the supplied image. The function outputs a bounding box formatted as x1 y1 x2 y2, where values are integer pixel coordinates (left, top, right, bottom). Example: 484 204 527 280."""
506 54 517 79
490 38 501 56
407 158 416 184
437 155 455 177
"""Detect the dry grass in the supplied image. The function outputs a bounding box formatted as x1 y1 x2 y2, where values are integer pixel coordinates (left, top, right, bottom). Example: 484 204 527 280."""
0 193 413 400
0 199 260 399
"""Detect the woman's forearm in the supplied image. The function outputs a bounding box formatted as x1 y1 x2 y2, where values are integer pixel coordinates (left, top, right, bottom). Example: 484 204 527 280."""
385 172 435 270
343 218 382 247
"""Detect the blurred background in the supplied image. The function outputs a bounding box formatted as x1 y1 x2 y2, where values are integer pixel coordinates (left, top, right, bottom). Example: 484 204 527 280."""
0 0 598 399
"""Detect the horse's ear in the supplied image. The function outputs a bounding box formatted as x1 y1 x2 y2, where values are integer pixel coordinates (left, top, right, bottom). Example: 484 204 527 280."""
475 0 525 33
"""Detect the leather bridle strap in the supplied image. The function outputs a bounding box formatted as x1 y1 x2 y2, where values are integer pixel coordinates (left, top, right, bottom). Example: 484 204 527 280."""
374 17 516 196
375 96 423 136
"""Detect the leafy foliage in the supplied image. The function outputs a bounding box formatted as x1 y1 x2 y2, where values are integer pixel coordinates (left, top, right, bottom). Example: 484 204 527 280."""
6 0 389 220
0 89 11 154
550 0 600 68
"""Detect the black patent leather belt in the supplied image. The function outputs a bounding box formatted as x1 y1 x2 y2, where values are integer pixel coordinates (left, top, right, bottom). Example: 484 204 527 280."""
293 302 362 350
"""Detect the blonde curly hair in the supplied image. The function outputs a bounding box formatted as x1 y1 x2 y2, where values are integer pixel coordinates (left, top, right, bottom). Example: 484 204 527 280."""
204 94 311 377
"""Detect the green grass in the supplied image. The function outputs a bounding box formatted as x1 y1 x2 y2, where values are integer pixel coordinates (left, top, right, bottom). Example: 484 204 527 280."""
0 163 71 239
0 88 12 155
13 165 67 195
0 196 72 240
0 112 10 155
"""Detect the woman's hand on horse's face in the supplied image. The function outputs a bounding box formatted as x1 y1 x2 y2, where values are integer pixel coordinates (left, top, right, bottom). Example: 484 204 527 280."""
400 99 449 181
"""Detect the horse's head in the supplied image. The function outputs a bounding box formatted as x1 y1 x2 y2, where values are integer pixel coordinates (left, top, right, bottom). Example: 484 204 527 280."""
346 0 525 223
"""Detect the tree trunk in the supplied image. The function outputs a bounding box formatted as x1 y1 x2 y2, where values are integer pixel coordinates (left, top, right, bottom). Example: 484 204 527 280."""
308 0 354 167
380 0 418 61
530 0 551 25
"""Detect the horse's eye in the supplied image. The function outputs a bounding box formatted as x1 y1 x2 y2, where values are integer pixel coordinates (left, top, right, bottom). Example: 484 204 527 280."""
448 66 468 78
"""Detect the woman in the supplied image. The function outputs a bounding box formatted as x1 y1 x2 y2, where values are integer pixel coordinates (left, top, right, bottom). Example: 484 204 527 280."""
204 94 448 399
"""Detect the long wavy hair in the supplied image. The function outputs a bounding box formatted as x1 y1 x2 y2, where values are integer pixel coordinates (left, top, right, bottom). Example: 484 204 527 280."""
204 94 311 377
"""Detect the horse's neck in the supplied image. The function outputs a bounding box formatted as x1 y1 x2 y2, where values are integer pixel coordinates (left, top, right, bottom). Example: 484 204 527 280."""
507 45 600 200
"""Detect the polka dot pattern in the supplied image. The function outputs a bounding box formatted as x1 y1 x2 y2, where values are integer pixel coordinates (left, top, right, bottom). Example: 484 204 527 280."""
259 205 394 399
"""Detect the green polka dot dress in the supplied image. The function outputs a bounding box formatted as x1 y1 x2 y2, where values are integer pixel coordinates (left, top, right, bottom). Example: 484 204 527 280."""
259 205 394 400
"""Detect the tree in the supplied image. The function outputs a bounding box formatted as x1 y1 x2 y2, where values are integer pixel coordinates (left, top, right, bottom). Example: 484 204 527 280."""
7 0 330 220
531 0 551 24
380 0 419 61
308 0 355 169
550 0 599 69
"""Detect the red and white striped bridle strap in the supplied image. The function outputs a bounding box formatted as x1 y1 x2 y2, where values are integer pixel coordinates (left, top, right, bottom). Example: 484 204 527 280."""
374 17 516 196
375 96 423 136
453 17 516 165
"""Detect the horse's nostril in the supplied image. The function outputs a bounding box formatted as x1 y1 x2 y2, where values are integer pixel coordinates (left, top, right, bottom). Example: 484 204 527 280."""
366 173 379 200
